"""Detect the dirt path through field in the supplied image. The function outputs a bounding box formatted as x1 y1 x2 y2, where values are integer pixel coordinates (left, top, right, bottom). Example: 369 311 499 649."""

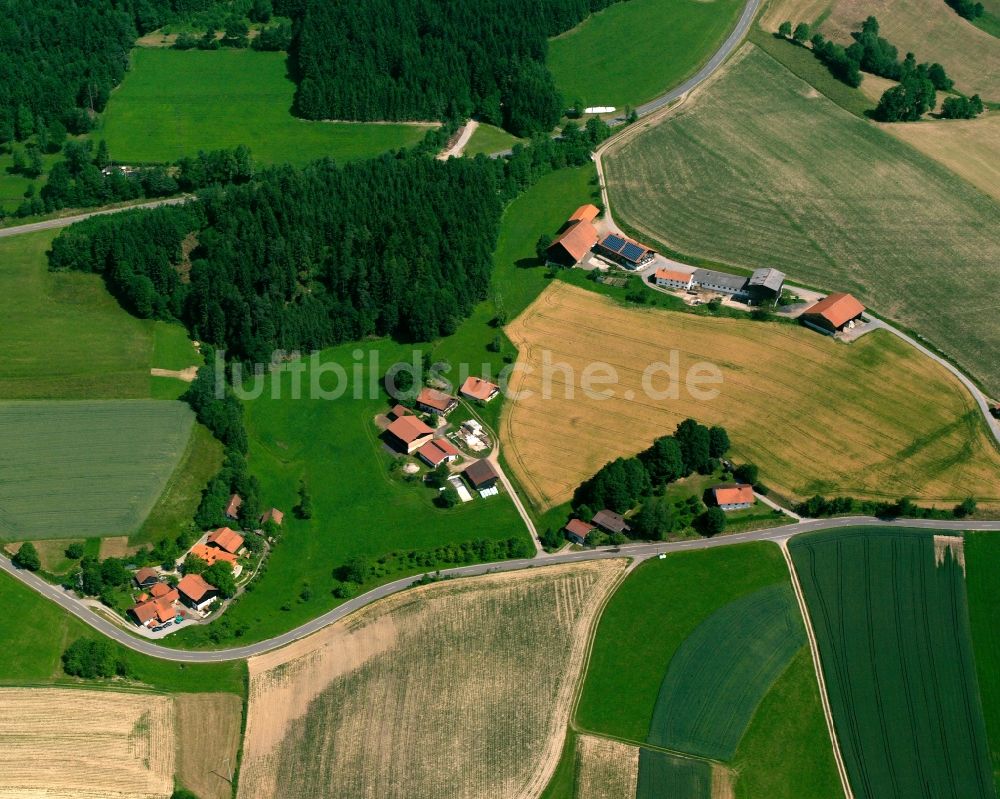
438 119 479 159
150 366 198 381
779 539 854 799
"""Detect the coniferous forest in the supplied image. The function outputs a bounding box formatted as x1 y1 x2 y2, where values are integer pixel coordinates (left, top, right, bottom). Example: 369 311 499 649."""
49 122 609 361
290 0 627 135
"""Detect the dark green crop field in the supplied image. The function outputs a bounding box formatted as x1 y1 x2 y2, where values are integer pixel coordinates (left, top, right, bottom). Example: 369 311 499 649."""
791 527 995 799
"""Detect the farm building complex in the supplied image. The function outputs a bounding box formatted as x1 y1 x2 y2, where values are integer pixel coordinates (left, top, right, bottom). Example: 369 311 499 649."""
596 233 655 268
653 267 785 302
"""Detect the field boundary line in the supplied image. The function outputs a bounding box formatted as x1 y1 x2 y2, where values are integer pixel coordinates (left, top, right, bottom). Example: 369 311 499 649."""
779 539 855 799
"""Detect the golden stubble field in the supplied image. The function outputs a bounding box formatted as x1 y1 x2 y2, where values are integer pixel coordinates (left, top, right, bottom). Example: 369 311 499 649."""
501 282 1000 510
575 734 640 799
237 560 627 799
0 688 242 799
0 687 175 799
759 0 1000 99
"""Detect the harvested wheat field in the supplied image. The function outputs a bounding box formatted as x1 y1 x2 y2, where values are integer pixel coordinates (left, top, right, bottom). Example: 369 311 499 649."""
174 693 244 799
575 734 640 799
237 560 626 799
760 0 1000 99
0 687 175 799
878 113 1000 202
502 282 1000 510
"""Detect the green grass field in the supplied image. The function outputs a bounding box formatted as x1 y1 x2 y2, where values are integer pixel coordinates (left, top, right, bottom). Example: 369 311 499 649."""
0 400 194 540
463 123 526 156
966 533 1000 791
635 748 713 799
547 0 745 109
98 49 434 165
732 646 843 798
132 422 224 547
605 44 1000 395
791 527 995 799
168 338 530 647
647 584 805 760
575 542 790 742
0 231 157 399
0 570 244 694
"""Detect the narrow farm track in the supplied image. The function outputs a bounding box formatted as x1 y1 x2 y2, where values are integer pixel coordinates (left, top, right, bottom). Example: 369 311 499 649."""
4 517 1000 664
0 195 193 238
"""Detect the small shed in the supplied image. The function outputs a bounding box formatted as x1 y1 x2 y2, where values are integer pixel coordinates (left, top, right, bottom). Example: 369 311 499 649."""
133 567 160 588
592 509 631 535
463 459 500 490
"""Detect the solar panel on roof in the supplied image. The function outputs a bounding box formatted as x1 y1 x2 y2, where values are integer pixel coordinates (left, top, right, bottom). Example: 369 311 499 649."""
602 234 626 252
621 242 645 262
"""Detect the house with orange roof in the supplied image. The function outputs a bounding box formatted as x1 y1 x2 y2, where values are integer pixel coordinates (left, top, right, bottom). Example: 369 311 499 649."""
654 268 694 290
460 376 500 403
207 527 244 555
416 438 460 468
416 387 459 416
261 507 284 526
188 543 238 568
129 588 179 628
711 484 755 511
178 573 219 612
385 414 435 454
564 518 595 545
801 292 866 334
569 204 600 224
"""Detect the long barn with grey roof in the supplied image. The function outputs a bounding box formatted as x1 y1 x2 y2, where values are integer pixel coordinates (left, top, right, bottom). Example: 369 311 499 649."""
691 269 747 295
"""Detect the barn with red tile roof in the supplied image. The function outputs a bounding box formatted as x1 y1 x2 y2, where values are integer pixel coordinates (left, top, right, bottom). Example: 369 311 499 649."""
385 414 435 454
801 293 866 334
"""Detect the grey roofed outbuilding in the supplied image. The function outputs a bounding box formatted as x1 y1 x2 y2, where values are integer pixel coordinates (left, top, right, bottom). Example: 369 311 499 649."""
692 268 748 292
748 268 786 293
592 509 631 534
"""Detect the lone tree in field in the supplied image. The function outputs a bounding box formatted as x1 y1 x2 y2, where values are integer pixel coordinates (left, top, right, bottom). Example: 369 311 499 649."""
793 22 811 42
62 638 127 679
65 542 85 559
296 480 313 520
778 20 793 37
13 542 41 571
735 462 759 485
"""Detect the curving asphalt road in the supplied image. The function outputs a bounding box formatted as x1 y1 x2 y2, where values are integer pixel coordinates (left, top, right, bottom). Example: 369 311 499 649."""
4 515 999 663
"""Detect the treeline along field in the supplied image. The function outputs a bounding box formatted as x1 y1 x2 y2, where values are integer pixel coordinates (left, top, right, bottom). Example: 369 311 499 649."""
791 528 995 799
603 44 1000 396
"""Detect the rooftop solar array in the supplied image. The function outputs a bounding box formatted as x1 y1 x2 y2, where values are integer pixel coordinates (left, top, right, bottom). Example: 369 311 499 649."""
599 233 651 264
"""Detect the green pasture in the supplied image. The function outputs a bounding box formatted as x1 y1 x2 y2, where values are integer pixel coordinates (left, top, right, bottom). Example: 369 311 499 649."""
605 44 1000 396
169 338 529 647
575 542 789 741
647 584 805 760
463 123 526 156
732 646 843 798
791 527 995 799
635 748 713 799
966 533 1000 791
0 231 156 399
98 48 434 165
548 0 745 109
0 400 194 540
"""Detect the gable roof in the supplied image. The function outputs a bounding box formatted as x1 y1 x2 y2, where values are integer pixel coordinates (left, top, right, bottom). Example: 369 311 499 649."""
463 459 499 488
134 567 159 585
417 387 458 413
416 438 460 467
654 268 692 284
803 292 865 328
261 507 284 525
460 376 499 401
748 268 786 292
569 204 600 224
389 404 412 419
712 484 755 505
564 518 595 537
131 601 158 624
592 509 630 533
225 493 242 517
207 527 244 554
189 543 237 567
178 573 217 603
131 594 177 625
386 414 434 444
149 582 175 599
549 220 599 263
692 268 747 292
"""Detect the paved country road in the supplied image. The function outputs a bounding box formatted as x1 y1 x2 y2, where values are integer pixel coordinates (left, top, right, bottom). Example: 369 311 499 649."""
3 516 998 663
0 196 192 239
